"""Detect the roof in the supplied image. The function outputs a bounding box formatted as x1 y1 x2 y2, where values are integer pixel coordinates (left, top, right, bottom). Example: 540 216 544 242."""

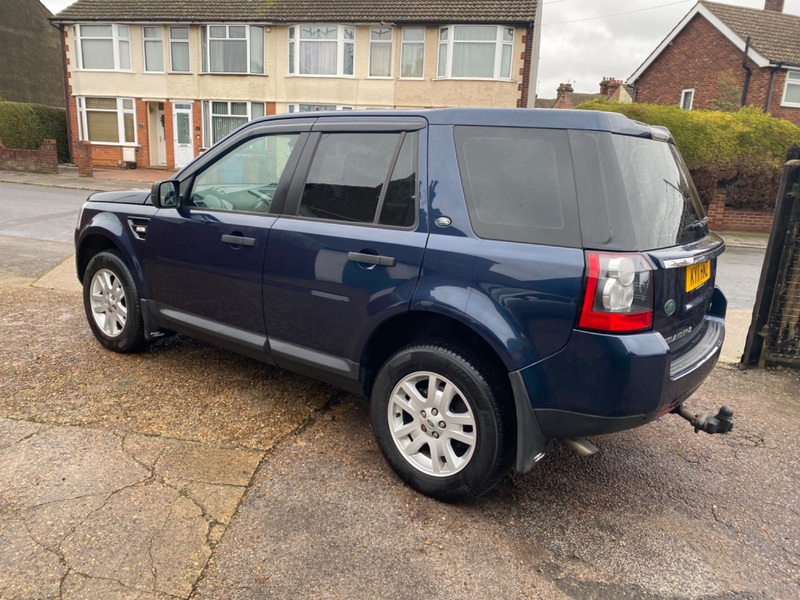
51 0 539 23
629 1 800 83
701 1 800 65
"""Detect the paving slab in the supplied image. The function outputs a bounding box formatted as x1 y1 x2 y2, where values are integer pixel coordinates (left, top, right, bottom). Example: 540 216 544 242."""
0 420 263 599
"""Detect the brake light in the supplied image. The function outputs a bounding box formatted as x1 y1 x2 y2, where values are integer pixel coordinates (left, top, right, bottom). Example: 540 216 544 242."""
578 251 653 333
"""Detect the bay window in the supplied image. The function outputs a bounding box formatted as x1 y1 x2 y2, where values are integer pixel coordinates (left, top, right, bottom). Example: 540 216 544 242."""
143 27 164 72
202 101 265 147
437 25 513 80
77 97 136 145
200 25 264 74
369 27 392 78
75 24 131 71
288 25 355 76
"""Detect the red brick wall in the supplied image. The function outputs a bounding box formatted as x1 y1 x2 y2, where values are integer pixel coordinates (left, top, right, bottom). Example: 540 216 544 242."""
0 138 58 173
192 101 203 157
707 193 774 232
635 14 800 125
517 26 533 108
719 208 775 232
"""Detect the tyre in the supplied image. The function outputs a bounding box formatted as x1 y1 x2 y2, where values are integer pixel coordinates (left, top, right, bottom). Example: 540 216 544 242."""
371 342 515 502
82 250 147 353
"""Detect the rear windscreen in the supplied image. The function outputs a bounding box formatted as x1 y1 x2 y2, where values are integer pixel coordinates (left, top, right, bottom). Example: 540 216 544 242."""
570 130 707 251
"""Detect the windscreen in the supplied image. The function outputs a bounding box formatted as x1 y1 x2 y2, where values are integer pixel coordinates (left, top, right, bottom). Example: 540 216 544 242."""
571 130 708 251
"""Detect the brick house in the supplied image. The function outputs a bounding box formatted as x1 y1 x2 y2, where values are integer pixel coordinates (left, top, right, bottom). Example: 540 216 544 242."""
629 0 800 125
50 0 541 170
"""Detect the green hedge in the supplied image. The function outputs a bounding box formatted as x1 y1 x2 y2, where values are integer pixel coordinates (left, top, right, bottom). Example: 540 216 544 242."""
0 100 69 163
576 100 800 210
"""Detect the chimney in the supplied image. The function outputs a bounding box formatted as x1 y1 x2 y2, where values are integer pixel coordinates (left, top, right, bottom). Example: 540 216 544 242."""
765 0 784 12
600 77 611 96
556 82 574 96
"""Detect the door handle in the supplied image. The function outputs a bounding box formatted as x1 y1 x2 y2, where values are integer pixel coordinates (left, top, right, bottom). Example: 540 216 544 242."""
221 234 256 247
347 252 396 267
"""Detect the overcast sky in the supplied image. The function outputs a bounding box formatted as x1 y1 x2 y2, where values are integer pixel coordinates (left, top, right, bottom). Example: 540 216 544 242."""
40 0 800 98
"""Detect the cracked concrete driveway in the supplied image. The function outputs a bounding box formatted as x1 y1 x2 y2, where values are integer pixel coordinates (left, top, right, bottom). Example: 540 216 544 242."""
0 189 798 598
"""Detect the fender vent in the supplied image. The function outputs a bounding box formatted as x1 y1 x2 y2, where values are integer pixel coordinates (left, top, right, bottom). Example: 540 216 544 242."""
127 217 150 241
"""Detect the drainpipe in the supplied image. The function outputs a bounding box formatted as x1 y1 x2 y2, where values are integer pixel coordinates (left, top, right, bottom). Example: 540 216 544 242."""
765 64 782 114
741 37 752 107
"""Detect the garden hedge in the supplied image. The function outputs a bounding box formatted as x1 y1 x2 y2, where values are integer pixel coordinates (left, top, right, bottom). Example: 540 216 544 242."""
0 100 69 163
577 100 800 210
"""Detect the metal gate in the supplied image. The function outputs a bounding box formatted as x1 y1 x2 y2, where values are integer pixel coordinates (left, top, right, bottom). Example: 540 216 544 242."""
743 149 800 367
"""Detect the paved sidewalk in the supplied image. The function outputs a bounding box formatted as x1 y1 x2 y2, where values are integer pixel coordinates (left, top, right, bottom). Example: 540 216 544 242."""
0 167 173 193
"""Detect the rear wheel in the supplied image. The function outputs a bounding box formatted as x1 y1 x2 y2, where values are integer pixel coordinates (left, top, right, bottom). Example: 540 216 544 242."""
371 342 514 502
83 250 146 353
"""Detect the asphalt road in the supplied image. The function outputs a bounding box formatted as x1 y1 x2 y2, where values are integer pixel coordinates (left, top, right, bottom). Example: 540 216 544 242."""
0 182 87 280
0 180 797 599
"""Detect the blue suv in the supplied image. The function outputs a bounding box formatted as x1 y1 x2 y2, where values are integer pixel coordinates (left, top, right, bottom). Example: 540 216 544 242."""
75 109 728 501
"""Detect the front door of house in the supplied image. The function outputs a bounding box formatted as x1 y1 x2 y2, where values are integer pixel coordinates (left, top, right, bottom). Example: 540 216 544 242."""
173 103 194 168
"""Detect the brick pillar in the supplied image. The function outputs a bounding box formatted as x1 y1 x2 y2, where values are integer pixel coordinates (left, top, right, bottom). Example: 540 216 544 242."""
77 141 93 177
707 190 726 230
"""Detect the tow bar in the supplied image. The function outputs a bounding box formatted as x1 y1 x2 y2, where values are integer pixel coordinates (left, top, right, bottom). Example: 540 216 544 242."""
673 404 734 434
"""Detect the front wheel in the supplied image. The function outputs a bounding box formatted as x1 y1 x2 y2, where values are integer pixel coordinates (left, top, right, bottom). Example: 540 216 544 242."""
82 250 146 353
371 342 514 502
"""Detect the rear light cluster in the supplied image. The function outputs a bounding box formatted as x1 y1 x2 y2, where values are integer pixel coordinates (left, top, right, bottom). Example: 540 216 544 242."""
578 251 653 333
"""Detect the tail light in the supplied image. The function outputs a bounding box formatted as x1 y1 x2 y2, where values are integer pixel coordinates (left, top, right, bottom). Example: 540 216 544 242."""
578 251 653 333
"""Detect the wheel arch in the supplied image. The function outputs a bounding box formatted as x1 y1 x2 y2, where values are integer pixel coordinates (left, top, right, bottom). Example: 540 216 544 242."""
359 310 511 399
76 216 150 299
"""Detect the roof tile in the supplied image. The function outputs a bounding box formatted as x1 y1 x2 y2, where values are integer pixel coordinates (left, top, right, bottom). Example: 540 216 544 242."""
52 0 538 23
701 0 800 65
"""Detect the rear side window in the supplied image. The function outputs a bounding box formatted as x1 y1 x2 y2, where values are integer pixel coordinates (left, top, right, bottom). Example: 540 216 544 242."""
454 126 581 247
298 131 417 227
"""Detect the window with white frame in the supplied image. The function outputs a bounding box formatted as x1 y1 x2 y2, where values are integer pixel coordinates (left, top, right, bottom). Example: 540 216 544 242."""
77 97 136 144
287 104 354 113
200 25 264 74
369 27 392 77
288 25 355 76
437 25 513 80
75 24 131 71
169 27 190 72
781 71 800 106
143 26 163 72
401 28 425 78
202 101 265 147
681 89 695 110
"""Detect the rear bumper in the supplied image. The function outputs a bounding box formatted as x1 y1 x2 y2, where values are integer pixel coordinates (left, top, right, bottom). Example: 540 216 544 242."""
512 287 726 467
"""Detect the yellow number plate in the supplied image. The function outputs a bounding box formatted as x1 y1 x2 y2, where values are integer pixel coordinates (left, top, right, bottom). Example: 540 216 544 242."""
685 260 711 292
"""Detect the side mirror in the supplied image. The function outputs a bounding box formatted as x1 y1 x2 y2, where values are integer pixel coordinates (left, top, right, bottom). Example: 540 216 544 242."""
151 180 180 208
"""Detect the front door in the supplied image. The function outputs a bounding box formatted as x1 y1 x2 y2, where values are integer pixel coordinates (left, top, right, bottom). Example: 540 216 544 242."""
145 129 308 356
173 103 194 168
148 102 167 167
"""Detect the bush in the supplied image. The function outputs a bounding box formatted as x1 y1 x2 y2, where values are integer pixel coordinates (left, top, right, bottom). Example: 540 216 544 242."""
576 100 800 210
0 100 69 163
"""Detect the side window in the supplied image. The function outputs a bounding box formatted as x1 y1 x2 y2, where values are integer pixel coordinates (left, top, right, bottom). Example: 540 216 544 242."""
189 134 299 212
298 131 417 227
454 125 580 246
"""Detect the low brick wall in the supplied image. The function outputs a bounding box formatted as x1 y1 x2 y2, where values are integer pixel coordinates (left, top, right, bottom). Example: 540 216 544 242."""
0 138 58 173
706 193 774 233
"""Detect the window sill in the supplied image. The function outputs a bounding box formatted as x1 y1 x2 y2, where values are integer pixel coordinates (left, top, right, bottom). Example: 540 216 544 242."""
79 141 139 147
199 72 267 76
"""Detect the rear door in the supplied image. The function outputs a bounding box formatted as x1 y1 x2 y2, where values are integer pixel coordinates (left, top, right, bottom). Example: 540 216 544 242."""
262 118 428 383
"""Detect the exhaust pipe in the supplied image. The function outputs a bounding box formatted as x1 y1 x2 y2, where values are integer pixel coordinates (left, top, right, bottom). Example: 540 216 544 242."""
563 437 599 457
